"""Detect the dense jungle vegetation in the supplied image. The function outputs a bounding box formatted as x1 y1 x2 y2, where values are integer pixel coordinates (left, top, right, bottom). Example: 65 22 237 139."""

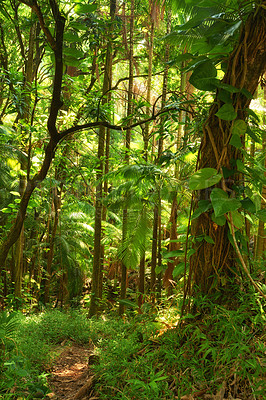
0 0 265 398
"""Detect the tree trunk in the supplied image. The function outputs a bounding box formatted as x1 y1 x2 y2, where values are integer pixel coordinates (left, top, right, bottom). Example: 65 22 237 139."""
143 19 154 160
119 0 134 316
189 7 266 297
0 0 65 288
44 186 61 304
255 83 266 262
89 0 116 317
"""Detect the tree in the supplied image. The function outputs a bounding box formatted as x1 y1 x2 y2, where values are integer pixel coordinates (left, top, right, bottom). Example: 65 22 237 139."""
182 0 266 299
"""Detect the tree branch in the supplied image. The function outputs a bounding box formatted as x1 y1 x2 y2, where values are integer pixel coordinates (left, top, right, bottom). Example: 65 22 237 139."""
59 106 184 140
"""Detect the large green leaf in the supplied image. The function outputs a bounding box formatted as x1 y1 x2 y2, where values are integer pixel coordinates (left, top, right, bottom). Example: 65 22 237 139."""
215 104 237 121
232 120 247 135
189 168 222 190
173 263 186 278
210 188 242 217
231 210 245 230
189 60 218 91
74 3 97 14
191 200 212 219
229 134 242 148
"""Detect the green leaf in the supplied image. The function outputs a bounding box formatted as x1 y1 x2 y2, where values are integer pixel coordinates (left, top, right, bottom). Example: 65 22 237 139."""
211 213 226 226
64 48 84 59
192 200 212 219
229 134 242 148
236 160 245 173
241 198 256 213
232 120 247 136
246 108 259 121
246 126 261 144
241 88 253 99
178 8 212 30
204 235 215 244
163 250 183 259
64 32 82 43
173 263 186 278
256 209 266 223
210 188 242 217
189 168 222 190
216 82 240 93
189 61 218 91
217 89 232 104
231 210 244 230
215 104 237 121
74 3 97 14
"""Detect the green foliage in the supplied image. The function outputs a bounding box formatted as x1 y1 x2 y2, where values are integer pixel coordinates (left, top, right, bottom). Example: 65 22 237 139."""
92 293 265 399
189 60 218 91
0 309 94 398
189 168 222 190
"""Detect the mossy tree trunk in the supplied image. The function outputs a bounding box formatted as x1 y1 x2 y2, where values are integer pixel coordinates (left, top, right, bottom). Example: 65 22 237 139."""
189 6 266 296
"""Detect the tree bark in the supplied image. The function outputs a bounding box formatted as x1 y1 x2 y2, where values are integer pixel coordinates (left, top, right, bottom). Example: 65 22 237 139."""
189 6 266 296
255 83 266 261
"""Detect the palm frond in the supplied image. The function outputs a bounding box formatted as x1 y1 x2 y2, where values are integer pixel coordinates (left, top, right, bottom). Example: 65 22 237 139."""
165 1 254 56
117 207 152 269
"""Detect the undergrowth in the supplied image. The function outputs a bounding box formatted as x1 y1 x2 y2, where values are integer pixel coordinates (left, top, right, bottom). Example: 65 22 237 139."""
0 291 265 399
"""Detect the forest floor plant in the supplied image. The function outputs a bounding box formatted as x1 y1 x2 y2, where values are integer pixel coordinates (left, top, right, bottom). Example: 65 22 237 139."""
0 290 265 399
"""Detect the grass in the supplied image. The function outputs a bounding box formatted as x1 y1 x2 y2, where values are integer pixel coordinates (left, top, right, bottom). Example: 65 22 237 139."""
0 291 265 399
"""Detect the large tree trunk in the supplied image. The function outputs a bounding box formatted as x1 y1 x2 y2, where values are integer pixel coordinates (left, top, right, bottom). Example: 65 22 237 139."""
190 7 266 296
255 84 266 261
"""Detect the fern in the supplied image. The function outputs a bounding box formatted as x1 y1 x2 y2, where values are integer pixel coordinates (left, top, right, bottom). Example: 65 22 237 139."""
117 206 152 269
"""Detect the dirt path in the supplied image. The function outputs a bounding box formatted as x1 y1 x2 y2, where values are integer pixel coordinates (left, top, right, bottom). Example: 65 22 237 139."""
47 343 97 400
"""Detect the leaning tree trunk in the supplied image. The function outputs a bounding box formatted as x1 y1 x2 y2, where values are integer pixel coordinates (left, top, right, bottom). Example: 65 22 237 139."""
0 1 66 287
189 6 266 296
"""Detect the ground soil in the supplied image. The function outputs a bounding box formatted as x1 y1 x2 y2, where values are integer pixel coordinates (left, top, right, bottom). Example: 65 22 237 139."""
47 342 97 400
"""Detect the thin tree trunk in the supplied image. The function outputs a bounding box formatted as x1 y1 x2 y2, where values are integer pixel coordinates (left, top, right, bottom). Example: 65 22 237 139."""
119 0 134 316
44 186 61 304
89 0 116 317
155 10 171 299
13 16 38 302
143 20 154 160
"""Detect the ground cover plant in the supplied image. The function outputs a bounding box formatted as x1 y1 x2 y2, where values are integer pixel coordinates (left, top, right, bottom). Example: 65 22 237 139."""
0 287 265 399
